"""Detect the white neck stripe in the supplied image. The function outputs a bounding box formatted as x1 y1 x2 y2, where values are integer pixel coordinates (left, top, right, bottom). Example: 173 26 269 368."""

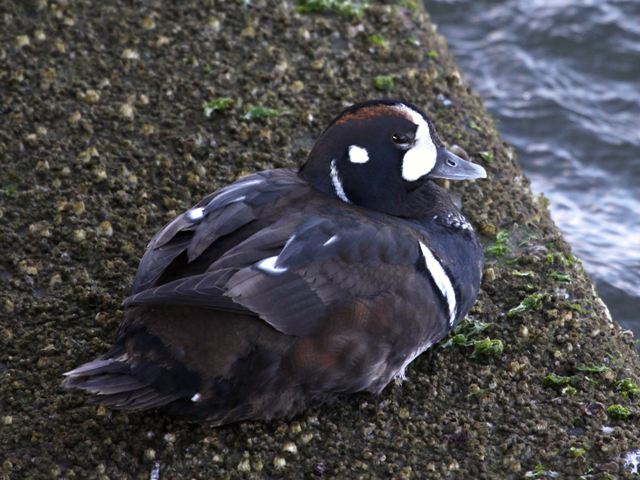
419 241 457 326
330 159 351 203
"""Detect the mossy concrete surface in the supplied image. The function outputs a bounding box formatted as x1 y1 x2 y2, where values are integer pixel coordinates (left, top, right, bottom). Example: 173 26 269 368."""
1 1 639 478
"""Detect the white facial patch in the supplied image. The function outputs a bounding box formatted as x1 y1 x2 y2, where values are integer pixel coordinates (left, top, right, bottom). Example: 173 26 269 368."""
348 145 369 164
419 241 457 326
395 104 437 182
330 159 351 203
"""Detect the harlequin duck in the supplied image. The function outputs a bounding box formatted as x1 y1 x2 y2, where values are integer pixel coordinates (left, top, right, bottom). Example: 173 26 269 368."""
64 99 486 425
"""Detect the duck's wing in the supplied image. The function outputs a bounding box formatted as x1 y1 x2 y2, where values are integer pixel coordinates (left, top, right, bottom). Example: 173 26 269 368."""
70 189 454 413
124 209 448 339
130 169 309 295
65 213 438 418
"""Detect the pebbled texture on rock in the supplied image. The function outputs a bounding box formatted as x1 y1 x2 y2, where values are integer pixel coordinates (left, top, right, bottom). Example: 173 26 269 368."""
1 1 639 478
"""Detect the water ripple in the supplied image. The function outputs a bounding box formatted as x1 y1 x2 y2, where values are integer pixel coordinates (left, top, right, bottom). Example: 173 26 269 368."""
425 0 640 332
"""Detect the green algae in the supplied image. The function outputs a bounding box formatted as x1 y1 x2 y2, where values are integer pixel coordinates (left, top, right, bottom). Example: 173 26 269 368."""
524 463 559 479
443 334 469 348
549 271 572 282
442 317 490 347
368 34 388 48
546 250 578 267
374 74 395 92
569 446 587 458
607 404 632 420
617 378 640 398
396 0 418 10
478 150 494 163
442 319 502 359
203 97 235 117
507 292 545 317
243 106 281 121
297 0 369 17
485 230 511 257
470 338 504 358
567 302 588 314
0 184 17 197
576 364 610 374
512 270 535 277
443 335 504 358
544 373 579 388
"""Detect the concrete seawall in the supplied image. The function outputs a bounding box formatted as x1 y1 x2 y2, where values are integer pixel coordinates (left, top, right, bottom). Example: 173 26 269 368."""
1 1 639 478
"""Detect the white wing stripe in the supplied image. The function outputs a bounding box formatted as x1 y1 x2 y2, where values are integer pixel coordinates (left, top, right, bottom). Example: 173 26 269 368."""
186 207 205 221
256 256 288 274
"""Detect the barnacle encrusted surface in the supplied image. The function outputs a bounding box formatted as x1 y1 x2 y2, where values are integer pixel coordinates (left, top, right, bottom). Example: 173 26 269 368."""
1 1 639 478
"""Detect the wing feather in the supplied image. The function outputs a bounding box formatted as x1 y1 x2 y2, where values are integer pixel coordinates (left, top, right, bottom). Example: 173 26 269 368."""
126 210 430 338
130 170 307 295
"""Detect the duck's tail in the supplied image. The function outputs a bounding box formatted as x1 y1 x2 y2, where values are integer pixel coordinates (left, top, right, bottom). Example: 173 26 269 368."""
62 350 193 411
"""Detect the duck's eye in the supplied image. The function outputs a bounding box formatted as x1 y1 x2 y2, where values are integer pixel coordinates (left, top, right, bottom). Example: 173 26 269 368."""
392 133 410 145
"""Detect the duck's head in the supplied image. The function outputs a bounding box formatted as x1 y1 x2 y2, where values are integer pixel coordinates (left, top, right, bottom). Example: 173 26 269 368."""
300 100 486 216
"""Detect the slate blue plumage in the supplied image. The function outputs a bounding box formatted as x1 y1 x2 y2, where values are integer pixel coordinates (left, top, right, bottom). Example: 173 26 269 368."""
64 100 486 424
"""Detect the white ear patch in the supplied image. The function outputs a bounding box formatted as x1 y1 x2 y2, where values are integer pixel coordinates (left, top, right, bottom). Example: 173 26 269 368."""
348 145 369 164
395 105 437 182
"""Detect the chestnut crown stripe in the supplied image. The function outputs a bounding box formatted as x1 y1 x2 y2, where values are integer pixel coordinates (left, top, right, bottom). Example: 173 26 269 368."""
333 104 409 126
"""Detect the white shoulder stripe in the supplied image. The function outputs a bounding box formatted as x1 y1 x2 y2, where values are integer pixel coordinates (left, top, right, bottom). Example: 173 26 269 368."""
418 241 457 326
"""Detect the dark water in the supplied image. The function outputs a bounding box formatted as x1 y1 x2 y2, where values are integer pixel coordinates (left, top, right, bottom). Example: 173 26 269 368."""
424 0 640 334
